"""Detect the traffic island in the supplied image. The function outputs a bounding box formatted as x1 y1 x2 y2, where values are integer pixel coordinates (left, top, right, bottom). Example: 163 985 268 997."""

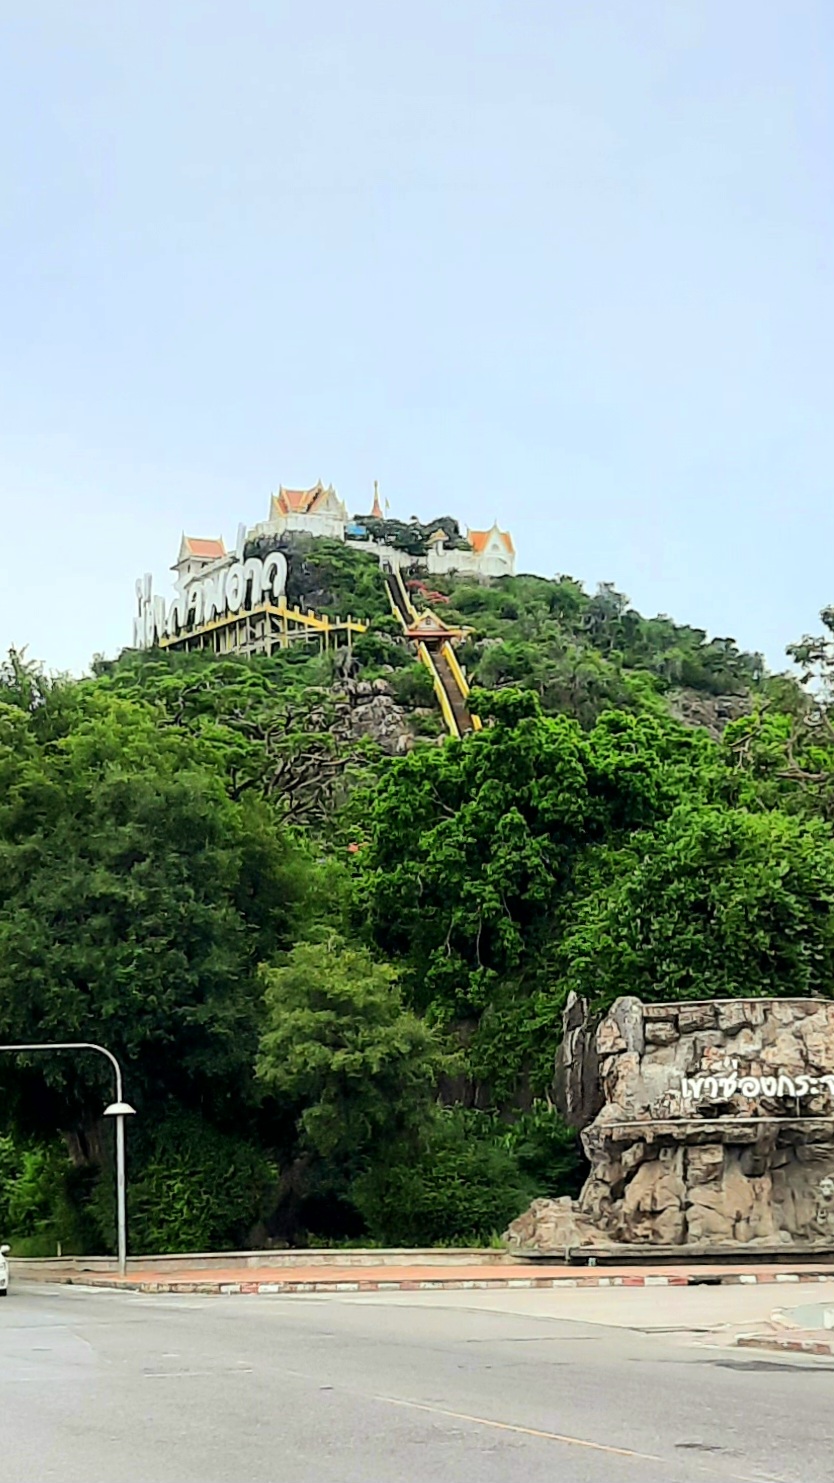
736 1297 834 1356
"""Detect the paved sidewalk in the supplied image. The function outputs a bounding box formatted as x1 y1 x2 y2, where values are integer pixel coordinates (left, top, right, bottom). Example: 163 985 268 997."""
41 1257 834 1295
354 1278 834 1337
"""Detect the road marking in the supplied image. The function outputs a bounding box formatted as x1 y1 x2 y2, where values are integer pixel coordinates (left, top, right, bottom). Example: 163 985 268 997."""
377 1395 662 1461
375 1395 781 1482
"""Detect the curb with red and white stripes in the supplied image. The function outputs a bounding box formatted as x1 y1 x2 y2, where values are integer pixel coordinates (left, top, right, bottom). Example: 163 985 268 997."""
736 1333 834 1356
65 1269 834 1297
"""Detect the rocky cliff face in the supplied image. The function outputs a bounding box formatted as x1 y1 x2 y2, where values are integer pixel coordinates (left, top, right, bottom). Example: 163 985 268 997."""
667 689 752 739
335 678 414 756
507 994 834 1254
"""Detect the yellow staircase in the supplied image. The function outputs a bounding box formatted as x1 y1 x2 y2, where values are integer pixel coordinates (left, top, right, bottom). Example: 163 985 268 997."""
384 569 481 739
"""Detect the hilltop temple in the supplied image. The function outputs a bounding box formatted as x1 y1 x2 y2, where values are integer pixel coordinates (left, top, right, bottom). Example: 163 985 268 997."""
135 482 515 736
161 481 517 611
265 481 350 542
246 480 516 580
135 479 515 659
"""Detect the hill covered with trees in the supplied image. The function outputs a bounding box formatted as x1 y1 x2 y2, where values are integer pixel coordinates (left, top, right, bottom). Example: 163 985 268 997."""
253 537 772 727
0 545 831 1256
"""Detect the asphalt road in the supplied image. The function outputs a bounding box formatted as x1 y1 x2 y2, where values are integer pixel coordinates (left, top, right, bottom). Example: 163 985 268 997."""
1 1284 832 1483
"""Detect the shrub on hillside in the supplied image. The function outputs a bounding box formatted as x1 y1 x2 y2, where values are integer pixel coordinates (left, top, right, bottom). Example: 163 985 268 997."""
95 1115 277 1256
498 1104 585 1200
390 664 436 708
0 1134 98 1255
352 1110 537 1246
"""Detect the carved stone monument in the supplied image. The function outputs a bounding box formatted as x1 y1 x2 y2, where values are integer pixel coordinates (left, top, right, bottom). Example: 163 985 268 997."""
506 995 834 1255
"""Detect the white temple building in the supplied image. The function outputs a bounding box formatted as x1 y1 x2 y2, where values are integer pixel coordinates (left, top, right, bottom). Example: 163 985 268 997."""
245 481 515 579
263 481 349 541
171 534 227 584
424 522 515 579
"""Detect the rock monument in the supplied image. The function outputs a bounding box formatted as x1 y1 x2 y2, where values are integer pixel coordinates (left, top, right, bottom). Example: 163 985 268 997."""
505 994 834 1255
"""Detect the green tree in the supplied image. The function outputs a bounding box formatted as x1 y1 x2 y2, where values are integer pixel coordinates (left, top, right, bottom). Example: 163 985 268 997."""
0 676 309 1142
355 695 718 1019
497 1102 584 1198
562 806 834 1011
96 650 382 829
99 1112 277 1255
257 935 442 1174
717 605 834 821
351 694 721 1100
428 570 768 720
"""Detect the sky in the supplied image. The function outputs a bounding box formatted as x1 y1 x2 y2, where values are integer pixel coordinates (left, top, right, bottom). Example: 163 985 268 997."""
1 0 832 676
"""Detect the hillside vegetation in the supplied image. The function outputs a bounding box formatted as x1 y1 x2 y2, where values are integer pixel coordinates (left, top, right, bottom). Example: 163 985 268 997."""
258 539 769 714
0 547 831 1256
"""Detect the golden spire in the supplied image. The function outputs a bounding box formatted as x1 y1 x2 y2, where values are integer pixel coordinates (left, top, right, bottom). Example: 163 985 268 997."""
371 480 383 519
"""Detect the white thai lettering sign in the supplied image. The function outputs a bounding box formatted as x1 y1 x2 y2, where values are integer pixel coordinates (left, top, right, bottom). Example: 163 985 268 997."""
677 1057 834 1104
134 527 288 649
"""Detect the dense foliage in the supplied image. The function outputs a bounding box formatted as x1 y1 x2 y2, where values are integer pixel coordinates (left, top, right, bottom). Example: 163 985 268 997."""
0 552 830 1256
562 808 834 1011
113 1115 277 1256
257 936 442 1173
0 670 306 1135
439 573 767 727
352 1109 538 1247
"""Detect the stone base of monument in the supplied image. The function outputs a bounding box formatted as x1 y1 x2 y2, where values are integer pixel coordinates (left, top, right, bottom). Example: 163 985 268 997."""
505 994 834 1261
508 1238 834 1266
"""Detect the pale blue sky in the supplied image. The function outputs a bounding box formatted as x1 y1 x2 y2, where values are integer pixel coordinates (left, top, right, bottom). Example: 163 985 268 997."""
1 0 831 675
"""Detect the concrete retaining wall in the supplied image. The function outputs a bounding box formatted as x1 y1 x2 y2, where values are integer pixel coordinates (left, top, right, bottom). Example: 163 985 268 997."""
13 1247 511 1279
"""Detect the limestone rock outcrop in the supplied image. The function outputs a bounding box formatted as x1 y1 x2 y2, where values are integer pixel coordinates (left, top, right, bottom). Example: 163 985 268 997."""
667 689 752 740
507 994 834 1253
335 678 414 755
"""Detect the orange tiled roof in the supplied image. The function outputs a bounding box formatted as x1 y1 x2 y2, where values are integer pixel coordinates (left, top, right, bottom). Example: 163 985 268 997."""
183 537 226 560
468 526 514 556
273 482 335 517
275 487 313 514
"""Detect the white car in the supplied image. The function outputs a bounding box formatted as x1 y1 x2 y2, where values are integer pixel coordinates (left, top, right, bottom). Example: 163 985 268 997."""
0 1245 9 1297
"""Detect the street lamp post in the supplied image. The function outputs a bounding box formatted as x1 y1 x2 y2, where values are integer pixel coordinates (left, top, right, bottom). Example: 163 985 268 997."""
0 1042 136 1275
103 1098 136 1276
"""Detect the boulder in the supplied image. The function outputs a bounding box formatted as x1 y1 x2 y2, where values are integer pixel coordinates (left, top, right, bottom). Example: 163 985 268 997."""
686 1145 724 1186
610 997 645 1056
344 693 413 755
653 1207 686 1244
509 995 834 1254
596 1020 627 1056
622 1159 685 1218
761 1031 806 1073
686 1203 735 1243
554 992 603 1129
503 1197 611 1254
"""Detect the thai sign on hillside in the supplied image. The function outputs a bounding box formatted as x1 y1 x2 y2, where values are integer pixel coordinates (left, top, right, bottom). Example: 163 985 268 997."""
134 528 288 649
